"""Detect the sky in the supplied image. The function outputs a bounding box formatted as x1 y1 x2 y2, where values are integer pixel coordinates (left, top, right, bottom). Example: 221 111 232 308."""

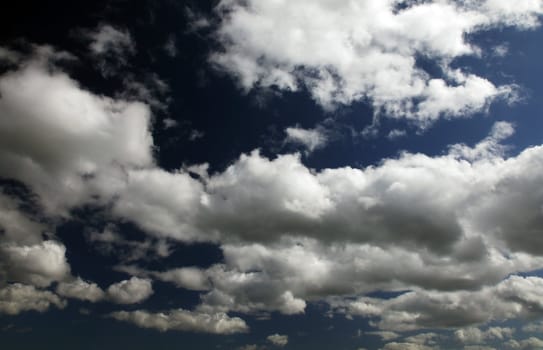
1 1 543 349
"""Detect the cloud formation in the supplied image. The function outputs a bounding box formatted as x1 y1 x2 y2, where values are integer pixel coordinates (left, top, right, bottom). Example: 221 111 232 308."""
110 309 248 334
210 0 542 124
267 333 288 347
2 28 543 345
285 126 328 154
106 277 153 304
0 283 66 315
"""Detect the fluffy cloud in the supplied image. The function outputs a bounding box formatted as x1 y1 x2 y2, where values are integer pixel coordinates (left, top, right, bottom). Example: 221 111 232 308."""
56 278 105 303
267 333 288 347
106 277 153 304
0 283 66 315
505 337 543 350
3 31 543 342
0 192 47 246
112 168 206 241
455 326 515 344
209 0 542 123
285 126 328 153
0 241 70 287
110 309 248 334
0 51 153 214
337 275 543 332
110 122 543 322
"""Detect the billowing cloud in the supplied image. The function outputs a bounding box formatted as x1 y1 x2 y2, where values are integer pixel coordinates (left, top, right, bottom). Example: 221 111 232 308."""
209 0 542 123
3 29 543 344
455 326 515 344
0 50 153 214
106 277 153 304
0 241 70 287
336 275 543 332
110 309 248 334
0 283 66 315
56 278 105 303
505 337 543 350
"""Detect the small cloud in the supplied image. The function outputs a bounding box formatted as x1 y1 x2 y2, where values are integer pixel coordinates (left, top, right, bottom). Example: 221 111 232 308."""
189 129 205 141
110 309 248 334
492 44 509 57
85 24 135 77
164 35 177 57
387 129 407 140
267 334 288 347
106 277 153 304
163 118 179 129
285 126 327 154
88 24 135 56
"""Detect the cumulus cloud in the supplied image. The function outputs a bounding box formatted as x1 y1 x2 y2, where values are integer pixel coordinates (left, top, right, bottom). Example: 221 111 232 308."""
267 333 288 347
0 283 66 315
336 275 543 332
106 277 153 304
87 224 172 263
56 278 105 303
110 309 248 334
3 34 543 342
0 51 153 214
152 267 211 291
0 241 70 287
105 122 543 323
285 126 328 153
505 337 543 350
0 192 47 246
209 0 541 124
455 326 515 344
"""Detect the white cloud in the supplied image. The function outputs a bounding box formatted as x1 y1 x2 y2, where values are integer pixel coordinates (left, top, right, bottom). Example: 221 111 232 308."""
152 267 211 291
0 192 47 245
455 326 515 344
0 283 66 315
0 52 153 214
337 275 543 332
110 309 248 334
0 241 70 287
112 168 206 241
108 122 543 322
88 24 135 56
505 337 543 350
106 277 153 304
387 129 407 140
267 333 288 347
3 37 543 339
285 126 328 153
210 0 541 124
56 277 105 303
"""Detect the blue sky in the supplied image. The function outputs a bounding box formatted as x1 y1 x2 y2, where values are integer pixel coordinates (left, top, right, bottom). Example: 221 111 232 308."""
2 1 543 349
